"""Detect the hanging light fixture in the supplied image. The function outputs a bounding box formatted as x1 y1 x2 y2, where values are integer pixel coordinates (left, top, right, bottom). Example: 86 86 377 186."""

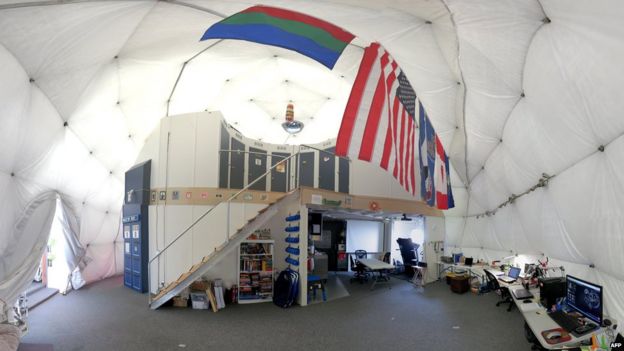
281 102 304 134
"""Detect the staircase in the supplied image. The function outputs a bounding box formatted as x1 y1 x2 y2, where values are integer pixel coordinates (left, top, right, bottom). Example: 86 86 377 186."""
148 156 300 309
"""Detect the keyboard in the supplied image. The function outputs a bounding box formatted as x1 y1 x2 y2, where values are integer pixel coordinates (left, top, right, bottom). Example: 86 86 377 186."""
548 310 581 332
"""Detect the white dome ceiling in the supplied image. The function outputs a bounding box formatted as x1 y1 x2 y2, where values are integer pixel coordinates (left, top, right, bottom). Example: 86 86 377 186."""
1 0 624 326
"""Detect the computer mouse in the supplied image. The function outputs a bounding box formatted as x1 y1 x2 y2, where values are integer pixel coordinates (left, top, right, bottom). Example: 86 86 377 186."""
546 331 562 340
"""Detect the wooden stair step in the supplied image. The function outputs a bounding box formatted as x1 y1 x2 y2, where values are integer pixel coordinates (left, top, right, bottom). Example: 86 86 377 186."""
176 272 192 283
189 262 202 273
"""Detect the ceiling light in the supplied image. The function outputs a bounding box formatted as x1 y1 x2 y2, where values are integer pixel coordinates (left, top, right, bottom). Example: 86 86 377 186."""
281 102 304 134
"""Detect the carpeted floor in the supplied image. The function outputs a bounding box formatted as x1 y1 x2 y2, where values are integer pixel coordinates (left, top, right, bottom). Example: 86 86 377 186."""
22 274 533 351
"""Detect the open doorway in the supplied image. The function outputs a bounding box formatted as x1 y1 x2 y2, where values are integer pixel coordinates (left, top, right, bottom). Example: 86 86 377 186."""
25 198 75 310
390 216 425 275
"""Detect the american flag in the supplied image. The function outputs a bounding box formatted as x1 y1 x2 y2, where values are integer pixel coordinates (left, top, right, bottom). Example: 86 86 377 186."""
336 42 454 209
336 42 420 195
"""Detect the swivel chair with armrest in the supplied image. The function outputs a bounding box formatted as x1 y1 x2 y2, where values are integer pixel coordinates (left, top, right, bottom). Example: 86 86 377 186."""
485 270 514 311
349 253 369 284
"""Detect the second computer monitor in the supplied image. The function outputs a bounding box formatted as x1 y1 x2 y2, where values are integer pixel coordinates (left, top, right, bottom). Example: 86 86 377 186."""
566 275 603 325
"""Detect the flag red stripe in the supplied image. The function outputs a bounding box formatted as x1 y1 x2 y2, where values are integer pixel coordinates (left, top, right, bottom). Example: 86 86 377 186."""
436 135 449 209
379 62 399 169
403 109 411 188
405 114 414 192
358 52 390 161
410 116 417 195
379 114 397 170
242 6 355 42
398 107 407 186
392 96 400 178
336 43 379 156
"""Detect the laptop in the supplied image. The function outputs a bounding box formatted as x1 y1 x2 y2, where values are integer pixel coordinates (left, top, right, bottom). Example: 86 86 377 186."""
498 266 521 283
512 288 534 300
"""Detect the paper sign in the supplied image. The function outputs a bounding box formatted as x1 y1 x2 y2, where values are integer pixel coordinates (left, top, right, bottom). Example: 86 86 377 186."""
311 194 322 205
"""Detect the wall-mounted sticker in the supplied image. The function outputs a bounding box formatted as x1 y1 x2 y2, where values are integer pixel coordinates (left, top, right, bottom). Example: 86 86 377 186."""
159 191 166 201
369 201 380 211
186 192 192 199
323 156 331 162
345 196 352 206
151 191 157 202
255 158 262 166
276 162 286 173
172 191 179 200
311 194 322 205
243 194 253 201
260 194 268 201
201 192 209 199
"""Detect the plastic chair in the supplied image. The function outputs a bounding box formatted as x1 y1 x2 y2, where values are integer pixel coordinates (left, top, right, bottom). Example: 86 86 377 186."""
307 275 327 303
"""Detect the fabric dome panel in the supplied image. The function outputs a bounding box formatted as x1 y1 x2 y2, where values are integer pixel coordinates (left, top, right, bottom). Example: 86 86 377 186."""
445 0 544 180
540 0 624 146
0 2 154 118
0 44 31 173
81 243 118 283
547 136 624 280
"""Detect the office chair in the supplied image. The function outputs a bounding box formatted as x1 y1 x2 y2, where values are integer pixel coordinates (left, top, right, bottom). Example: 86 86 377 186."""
381 252 390 263
354 250 368 260
485 270 514 311
349 253 369 284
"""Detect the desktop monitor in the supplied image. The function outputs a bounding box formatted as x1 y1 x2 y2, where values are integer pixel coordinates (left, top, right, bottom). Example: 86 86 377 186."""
508 266 521 279
566 275 603 325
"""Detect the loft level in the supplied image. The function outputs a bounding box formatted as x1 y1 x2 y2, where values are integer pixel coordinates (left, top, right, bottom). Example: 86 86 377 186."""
148 186 443 218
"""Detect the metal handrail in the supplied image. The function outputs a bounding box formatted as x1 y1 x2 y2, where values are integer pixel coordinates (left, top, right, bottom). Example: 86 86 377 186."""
148 151 301 265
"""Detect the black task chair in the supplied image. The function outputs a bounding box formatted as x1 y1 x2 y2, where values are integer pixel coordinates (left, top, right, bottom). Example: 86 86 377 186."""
378 252 392 281
485 270 514 311
354 250 368 260
349 252 369 284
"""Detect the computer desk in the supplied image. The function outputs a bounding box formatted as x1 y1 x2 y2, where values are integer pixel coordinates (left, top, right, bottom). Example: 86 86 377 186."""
502 280 617 350
438 262 500 282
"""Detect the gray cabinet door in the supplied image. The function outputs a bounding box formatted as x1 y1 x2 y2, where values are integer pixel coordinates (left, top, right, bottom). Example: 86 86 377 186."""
298 152 315 188
271 152 290 192
318 147 336 191
229 138 245 189
248 147 267 191
338 155 350 194
219 124 230 188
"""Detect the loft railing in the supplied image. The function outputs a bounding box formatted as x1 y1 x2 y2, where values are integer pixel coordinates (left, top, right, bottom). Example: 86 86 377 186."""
148 145 350 299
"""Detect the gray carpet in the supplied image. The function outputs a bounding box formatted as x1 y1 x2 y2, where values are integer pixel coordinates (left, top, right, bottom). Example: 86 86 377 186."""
22 274 532 351
308 274 350 305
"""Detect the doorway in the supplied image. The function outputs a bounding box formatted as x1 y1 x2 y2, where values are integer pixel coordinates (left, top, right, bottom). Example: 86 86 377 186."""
390 216 425 266
26 198 73 309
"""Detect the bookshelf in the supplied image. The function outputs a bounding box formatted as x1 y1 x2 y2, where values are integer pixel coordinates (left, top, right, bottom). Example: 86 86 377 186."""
238 240 274 304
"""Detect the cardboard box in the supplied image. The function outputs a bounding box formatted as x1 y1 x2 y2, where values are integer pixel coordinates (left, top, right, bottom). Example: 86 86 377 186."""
172 296 188 308
190 280 209 291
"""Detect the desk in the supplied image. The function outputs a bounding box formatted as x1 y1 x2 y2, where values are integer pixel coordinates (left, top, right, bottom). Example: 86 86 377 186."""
358 258 394 290
438 262 496 283
505 283 616 350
